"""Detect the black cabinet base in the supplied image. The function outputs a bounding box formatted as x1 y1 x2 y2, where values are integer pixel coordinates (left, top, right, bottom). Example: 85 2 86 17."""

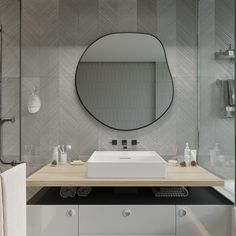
28 187 233 205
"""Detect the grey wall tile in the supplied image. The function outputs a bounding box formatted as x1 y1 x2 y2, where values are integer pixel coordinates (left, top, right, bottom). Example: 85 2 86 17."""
21 0 41 77
157 0 177 77
117 0 137 32
99 0 119 35
0 0 20 78
78 0 99 45
156 95 177 156
137 0 157 34
21 0 60 173
59 0 80 78
21 77 41 162
39 77 59 159
39 0 59 78
1 77 20 157
176 0 198 151
59 76 99 160
176 0 197 78
21 0 199 175
198 0 215 78
0 0 20 163
176 76 198 150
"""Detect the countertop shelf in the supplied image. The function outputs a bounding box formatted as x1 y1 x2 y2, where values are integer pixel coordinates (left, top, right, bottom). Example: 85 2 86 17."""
26 163 224 187
28 187 232 205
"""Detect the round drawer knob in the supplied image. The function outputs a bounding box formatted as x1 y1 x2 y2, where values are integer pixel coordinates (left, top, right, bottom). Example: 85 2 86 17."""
122 208 131 217
178 209 187 217
67 209 76 217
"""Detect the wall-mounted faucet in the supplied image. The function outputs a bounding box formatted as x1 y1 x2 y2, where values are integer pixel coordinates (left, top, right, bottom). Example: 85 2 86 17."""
131 140 138 145
110 139 139 150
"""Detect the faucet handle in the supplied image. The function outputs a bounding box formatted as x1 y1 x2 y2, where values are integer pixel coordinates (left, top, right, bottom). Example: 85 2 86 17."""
131 140 139 145
122 208 132 217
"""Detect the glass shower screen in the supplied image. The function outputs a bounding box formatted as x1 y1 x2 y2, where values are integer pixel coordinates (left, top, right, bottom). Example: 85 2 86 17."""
0 0 21 166
198 0 235 201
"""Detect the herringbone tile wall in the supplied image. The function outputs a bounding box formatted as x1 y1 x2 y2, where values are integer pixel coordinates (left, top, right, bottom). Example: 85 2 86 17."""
21 0 198 174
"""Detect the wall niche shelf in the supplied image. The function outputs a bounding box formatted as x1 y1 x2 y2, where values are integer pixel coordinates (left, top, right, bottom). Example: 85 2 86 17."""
215 45 235 60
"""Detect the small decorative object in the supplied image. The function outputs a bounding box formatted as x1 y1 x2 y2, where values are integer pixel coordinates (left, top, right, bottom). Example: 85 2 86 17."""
190 149 197 162
191 160 197 166
22 145 33 163
28 87 41 113
184 143 191 166
168 160 178 167
180 161 186 167
58 145 68 164
70 160 84 165
66 145 72 163
51 160 57 167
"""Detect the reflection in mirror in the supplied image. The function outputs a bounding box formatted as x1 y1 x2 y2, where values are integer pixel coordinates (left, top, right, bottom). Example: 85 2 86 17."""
75 33 174 131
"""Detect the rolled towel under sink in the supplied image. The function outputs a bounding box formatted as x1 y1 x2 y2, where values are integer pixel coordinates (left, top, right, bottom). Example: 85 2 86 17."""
77 187 92 197
60 187 77 198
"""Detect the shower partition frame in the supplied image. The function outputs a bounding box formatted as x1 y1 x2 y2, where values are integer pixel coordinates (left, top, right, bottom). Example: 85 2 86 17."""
197 0 236 203
0 0 22 165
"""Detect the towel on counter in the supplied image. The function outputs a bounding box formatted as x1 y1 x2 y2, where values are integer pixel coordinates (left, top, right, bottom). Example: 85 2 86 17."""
0 177 4 236
0 164 26 236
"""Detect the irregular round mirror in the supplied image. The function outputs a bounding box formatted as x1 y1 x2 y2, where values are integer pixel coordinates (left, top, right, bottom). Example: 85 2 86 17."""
75 33 174 131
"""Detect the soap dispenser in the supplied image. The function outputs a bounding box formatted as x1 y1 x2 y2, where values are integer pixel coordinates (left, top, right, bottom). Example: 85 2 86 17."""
52 146 59 163
184 143 191 166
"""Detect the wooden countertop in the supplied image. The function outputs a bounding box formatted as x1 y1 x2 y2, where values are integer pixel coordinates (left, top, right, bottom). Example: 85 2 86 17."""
26 163 224 187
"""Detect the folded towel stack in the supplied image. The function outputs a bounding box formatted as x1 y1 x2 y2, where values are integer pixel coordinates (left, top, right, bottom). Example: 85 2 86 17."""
59 187 92 198
59 187 77 198
77 187 92 197
0 164 26 236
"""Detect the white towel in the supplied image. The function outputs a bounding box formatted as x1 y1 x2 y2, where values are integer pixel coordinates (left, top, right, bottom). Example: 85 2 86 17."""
0 164 26 236
0 177 4 236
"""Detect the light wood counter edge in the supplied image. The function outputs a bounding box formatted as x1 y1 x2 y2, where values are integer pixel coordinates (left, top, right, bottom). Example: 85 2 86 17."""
26 163 224 187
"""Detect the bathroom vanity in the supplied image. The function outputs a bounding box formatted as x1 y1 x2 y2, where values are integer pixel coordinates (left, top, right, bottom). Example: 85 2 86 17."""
25 30 232 236
27 187 233 236
26 163 230 236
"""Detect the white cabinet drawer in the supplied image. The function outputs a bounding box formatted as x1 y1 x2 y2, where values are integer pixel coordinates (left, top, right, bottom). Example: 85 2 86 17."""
79 205 175 234
27 205 78 236
80 234 175 236
176 205 232 236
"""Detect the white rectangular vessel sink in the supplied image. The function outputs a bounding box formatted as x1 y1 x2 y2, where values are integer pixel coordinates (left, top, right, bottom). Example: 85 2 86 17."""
87 151 166 178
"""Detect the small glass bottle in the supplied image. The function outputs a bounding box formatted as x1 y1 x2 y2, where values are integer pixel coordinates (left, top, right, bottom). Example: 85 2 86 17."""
66 145 72 163
184 143 191 166
52 146 59 163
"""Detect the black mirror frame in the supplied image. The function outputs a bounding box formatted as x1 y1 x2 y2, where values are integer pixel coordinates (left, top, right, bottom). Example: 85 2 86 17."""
75 32 174 131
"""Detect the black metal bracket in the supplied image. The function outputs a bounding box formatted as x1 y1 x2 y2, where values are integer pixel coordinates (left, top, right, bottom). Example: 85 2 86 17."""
0 117 15 125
